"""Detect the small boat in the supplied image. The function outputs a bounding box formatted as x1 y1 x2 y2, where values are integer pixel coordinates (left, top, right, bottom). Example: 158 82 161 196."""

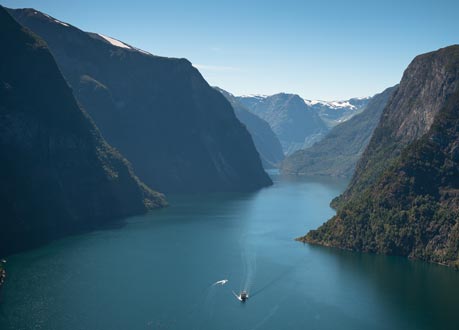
232 290 249 302
239 290 249 302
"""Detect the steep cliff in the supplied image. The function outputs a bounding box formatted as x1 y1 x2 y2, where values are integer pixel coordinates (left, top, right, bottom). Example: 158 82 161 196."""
300 46 459 267
215 88 284 168
334 46 459 208
0 6 165 256
282 86 396 177
10 8 272 193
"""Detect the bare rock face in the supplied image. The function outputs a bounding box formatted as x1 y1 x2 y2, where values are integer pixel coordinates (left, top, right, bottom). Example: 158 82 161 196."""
383 49 459 141
0 6 165 256
336 46 459 207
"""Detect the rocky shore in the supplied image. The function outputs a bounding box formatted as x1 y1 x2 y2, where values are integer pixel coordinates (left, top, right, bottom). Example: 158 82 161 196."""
0 260 6 291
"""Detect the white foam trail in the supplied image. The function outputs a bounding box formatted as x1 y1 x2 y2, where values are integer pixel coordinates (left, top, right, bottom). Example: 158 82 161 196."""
232 291 243 301
212 279 228 286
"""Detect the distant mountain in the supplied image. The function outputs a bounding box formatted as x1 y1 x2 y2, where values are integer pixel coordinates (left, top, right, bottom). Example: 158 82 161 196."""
237 93 329 155
215 88 284 168
282 86 396 178
305 97 371 127
0 6 165 256
300 45 459 267
10 8 272 193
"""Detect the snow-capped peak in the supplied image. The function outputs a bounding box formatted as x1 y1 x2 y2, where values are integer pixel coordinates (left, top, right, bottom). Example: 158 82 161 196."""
351 96 372 101
329 101 356 110
303 99 361 110
238 94 268 99
304 99 328 106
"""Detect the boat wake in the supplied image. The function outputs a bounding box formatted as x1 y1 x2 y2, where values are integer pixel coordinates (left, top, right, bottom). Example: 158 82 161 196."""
240 248 256 293
232 290 243 301
212 279 228 286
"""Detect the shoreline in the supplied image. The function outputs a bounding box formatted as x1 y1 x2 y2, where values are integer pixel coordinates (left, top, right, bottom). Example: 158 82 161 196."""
0 264 6 291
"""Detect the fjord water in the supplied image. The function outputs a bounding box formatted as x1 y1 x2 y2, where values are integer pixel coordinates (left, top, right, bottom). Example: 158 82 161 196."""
1 174 459 330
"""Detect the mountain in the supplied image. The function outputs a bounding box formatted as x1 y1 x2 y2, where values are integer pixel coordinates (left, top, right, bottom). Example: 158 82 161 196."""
0 6 165 256
305 97 371 127
215 88 284 168
299 45 459 267
10 8 272 193
333 46 459 209
282 86 396 178
237 93 329 155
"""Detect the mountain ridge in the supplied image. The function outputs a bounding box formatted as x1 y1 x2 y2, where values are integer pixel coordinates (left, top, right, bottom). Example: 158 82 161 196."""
10 7 272 193
215 87 284 168
282 86 397 178
237 93 329 155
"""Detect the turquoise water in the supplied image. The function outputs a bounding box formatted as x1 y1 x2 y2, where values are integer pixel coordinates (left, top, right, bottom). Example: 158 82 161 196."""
1 174 459 330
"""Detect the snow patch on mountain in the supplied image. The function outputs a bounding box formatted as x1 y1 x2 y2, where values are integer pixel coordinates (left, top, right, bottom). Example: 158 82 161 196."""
95 34 153 55
236 92 371 127
133 47 151 55
304 99 324 106
36 11 70 27
54 19 69 27
238 94 269 100
98 34 132 49
304 99 361 110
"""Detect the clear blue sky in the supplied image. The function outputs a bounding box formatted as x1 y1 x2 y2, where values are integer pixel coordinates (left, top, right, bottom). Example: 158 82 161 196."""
2 0 459 100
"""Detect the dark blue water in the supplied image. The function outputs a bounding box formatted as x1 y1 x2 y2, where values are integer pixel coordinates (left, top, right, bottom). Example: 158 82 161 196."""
1 174 459 330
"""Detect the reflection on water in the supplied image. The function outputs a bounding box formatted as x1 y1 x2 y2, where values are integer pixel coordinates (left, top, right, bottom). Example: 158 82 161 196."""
0 174 458 330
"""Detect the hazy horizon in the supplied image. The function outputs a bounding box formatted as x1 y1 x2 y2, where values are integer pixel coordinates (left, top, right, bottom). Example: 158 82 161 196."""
2 0 459 100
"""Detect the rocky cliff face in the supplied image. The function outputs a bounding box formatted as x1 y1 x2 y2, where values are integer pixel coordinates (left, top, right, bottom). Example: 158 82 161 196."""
335 47 459 207
282 86 396 177
10 8 271 193
299 45 459 267
0 6 165 256
215 88 284 168
237 93 329 155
